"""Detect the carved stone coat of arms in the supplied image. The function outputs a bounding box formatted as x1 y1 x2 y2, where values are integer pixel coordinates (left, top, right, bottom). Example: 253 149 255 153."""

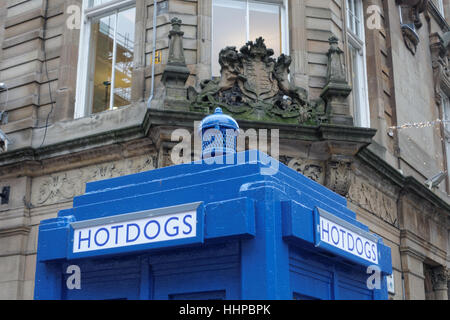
188 37 317 124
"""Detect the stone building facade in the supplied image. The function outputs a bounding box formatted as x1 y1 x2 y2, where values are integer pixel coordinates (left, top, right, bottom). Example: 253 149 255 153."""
0 0 449 300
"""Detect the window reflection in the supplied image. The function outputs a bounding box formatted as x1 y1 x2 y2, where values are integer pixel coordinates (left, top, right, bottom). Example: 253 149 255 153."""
212 0 246 77
88 0 116 8
212 0 285 77
89 7 135 114
249 2 282 58
348 44 362 126
113 8 135 109
347 0 361 37
91 14 115 114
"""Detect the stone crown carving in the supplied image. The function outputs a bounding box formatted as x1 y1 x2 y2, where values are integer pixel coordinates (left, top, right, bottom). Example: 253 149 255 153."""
188 37 315 124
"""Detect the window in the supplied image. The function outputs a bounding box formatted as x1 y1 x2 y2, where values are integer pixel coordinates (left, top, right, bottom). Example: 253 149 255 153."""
346 0 370 128
211 0 289 77
434 0 445 17
442 93 450 177
75 0 136 118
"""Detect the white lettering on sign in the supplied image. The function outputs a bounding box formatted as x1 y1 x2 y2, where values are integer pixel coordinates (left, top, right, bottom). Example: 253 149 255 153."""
73 211 196 253
319 216 378 264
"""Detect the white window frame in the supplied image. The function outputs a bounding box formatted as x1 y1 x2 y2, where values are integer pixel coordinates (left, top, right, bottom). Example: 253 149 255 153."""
211 0 290 78
74 0 136 119
346 0 370 128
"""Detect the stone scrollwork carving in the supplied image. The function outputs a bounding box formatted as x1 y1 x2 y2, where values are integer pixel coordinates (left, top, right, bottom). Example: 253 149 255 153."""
32 155 156 206
188 37 315 124
283 156 354 197
37 172 82 206
282 157 326 185
430 266 449 291
325 160 352 196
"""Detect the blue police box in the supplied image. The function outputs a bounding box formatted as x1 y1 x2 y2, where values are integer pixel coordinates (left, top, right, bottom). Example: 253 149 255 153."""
34 110 392 300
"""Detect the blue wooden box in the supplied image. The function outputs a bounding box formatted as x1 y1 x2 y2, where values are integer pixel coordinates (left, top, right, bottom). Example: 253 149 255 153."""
34 151 392 300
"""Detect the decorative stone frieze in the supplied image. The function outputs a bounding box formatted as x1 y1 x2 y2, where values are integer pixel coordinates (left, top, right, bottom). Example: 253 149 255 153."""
280 156 326 185
348 175 399 227
31 155 156 206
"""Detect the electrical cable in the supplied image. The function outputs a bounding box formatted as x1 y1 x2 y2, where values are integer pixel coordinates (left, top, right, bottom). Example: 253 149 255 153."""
39 0 55 148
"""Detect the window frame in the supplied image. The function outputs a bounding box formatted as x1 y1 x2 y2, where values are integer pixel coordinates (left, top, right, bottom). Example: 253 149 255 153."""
434 0 445 18
210 0 290 78
74 0 136 118
441 93 450 179
346 0 371 128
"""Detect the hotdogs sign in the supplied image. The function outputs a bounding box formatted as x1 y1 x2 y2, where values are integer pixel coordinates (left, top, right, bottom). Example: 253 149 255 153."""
70 202 203 256
315 207 380 265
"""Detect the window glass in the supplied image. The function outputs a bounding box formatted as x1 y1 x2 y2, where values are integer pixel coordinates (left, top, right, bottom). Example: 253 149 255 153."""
212 0 286 77
88 0 116 8
249 1 282 58
431 0 445 16
347 0 361 38
346 0 369 128
90 13 116 114
349 44 362 126
442 94 450 137
439 0 445 17
212 0 246 77
347 0 362 38
89 7 135 114
113 8 135 109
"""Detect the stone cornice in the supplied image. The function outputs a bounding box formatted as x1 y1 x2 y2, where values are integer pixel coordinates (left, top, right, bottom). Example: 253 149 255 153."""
400 229 448 263
427 0 450 32
2 106 449 221
144 109 377 144
357 147 405 187
0 226 31 238
357 147 450 217
0 108 376 176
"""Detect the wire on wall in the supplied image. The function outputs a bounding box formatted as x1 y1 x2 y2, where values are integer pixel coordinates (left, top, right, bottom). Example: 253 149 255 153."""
39 0 55 148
